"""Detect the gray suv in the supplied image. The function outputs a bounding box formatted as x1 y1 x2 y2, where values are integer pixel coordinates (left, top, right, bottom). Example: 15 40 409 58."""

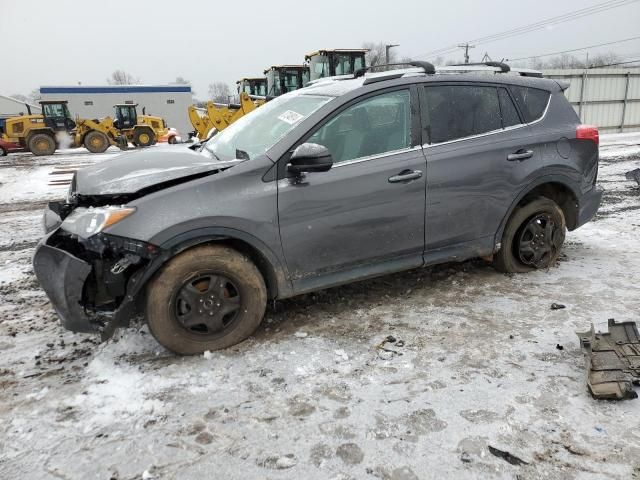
33 62 602 354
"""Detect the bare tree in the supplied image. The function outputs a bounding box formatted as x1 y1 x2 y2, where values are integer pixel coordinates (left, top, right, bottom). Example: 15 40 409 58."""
208 82 231 103
10 93 28 102
107 70 140 85
28 88 41 104
171 76 196 98
362 42 398 66
525 51 623 70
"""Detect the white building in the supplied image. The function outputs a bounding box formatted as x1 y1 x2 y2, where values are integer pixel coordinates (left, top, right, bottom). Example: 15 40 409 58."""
39 85 193 137
0 94 41 116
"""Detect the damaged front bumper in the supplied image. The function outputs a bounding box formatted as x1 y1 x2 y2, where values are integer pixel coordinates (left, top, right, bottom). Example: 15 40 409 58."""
33 204 162 339
33 232 95 333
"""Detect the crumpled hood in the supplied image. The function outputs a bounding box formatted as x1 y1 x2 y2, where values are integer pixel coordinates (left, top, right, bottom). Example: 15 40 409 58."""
74 148 243 196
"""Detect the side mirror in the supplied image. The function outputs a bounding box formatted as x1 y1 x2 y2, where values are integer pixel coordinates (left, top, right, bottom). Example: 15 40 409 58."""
288 143 333 174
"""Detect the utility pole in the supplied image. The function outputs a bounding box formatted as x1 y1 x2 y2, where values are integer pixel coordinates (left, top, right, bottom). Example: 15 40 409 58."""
385 44 400 64
457 43 475 64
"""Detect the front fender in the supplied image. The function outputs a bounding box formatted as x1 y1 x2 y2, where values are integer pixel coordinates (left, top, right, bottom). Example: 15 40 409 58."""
142 224 292 300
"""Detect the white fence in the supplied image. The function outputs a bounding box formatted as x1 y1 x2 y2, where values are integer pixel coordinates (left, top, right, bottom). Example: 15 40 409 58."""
543 68 640 133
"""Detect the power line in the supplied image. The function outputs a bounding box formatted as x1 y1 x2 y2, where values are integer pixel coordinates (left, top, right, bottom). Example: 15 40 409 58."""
411 0 640 59
506 35 640 61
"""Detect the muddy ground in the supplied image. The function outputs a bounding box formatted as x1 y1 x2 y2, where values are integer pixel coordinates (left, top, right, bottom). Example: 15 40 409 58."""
0 139 639 479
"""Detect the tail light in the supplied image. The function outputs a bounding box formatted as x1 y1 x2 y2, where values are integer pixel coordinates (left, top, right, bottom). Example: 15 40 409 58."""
576 124 599 146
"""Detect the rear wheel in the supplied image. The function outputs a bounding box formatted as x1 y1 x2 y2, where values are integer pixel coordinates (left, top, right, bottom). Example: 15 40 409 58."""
28 133 56 156
146 245 267 355
84 131 110 153
133 128 154 147
493 197 566 273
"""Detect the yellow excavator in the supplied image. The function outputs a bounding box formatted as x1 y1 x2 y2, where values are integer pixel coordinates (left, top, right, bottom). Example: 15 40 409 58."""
1 101 168 156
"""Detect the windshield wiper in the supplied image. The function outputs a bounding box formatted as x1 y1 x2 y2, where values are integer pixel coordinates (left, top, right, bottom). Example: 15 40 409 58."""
236 149 250 161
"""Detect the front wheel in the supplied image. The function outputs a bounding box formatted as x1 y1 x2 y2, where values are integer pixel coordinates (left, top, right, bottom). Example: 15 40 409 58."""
133 128 154 147
146 245 267 355
84 130 110 153
493 197 566 273
0 146 6 156
28 133 56 156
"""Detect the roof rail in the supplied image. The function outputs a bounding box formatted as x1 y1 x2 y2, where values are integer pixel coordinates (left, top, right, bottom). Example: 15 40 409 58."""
354 60 436 78
449 61 510 72
437 62 542 77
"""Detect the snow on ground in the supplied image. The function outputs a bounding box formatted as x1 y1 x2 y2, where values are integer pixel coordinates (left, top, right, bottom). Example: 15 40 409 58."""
0 138 639 479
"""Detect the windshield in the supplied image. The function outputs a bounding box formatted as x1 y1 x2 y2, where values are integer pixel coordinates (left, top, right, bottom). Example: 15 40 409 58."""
251 80 267 96
309 55 329 81
204 93 331 161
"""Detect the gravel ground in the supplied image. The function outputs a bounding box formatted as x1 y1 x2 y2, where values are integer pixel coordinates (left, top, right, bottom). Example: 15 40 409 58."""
0 139 639 480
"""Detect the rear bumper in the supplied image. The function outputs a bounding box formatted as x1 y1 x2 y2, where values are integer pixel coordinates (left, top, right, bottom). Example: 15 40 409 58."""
33 233 97 333
575 186 603 228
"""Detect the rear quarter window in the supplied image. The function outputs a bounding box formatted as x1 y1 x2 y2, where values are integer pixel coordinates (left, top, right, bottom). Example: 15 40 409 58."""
509 86 550 123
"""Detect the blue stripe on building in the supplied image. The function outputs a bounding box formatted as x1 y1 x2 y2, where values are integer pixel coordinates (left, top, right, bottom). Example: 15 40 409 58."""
40 86 192 94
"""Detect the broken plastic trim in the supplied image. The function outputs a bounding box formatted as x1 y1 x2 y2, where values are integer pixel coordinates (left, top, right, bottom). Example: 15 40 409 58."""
577 319 640 400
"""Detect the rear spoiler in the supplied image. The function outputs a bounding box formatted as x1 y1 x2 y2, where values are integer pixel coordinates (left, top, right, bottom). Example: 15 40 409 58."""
555 79 571 91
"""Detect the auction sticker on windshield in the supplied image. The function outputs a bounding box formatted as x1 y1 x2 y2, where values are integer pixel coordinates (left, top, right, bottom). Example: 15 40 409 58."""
278 110 305 125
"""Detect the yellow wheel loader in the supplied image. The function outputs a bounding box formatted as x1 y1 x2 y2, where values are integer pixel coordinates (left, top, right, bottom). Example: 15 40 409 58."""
0 101 168 156
264 65 309 97
305 49 368 82
112 104 168 147
236 77 267 96
188 91 263 141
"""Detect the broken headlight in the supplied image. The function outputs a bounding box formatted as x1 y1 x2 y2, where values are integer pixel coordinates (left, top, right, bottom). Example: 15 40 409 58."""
60 206 136 238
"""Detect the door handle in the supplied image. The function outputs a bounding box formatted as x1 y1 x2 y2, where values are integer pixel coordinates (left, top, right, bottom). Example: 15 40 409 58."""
388 169 423 183
507 149 533 161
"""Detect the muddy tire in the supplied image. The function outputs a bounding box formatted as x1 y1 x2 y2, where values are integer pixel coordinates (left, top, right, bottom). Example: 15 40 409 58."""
493 197 566 273
84 130 110 153
146 245 267 355
133 128 154 147
28 133 55 156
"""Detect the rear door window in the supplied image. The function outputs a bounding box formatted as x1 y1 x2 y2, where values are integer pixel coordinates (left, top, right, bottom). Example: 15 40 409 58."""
423 85 502 144
498 88 522 128
508 86 550 123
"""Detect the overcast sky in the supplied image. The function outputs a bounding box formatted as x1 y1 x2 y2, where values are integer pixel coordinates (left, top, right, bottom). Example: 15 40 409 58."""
1 0 639 99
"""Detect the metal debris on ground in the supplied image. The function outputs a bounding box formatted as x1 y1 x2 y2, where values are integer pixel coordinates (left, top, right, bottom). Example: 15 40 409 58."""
576 319 640 400
551 303 566 310
625 168 640 185
376 335 404 357
488 446 529 466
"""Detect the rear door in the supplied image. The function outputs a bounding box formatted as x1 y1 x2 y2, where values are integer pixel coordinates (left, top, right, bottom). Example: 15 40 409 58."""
277 87 426 290
419 83 543 255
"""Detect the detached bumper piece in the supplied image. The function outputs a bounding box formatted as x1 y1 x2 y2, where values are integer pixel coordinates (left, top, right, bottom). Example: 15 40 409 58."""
577 319 640 400
33 236 96 333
